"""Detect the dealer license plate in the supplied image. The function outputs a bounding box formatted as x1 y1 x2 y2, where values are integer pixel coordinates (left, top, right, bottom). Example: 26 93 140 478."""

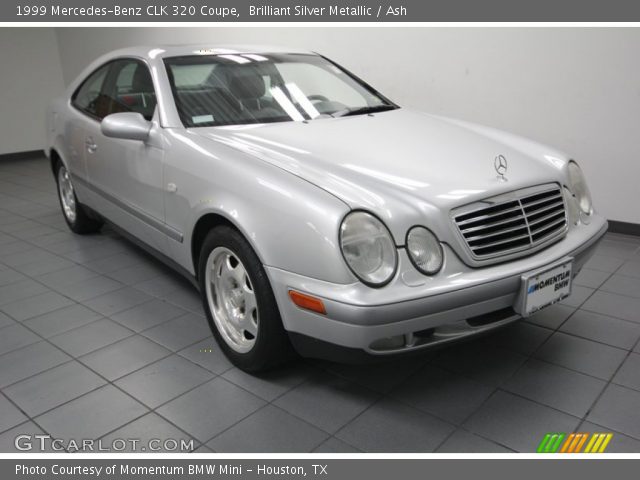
517 259 573 317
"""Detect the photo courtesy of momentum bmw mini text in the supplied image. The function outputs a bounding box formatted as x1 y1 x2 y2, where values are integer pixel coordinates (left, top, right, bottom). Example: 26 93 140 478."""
0 0 639 479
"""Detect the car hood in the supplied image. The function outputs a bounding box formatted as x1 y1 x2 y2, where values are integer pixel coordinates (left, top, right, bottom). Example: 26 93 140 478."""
193 108 569 241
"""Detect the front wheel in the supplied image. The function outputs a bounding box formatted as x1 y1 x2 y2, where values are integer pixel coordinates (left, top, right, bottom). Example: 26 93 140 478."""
55 161 103 234
198 226 293 372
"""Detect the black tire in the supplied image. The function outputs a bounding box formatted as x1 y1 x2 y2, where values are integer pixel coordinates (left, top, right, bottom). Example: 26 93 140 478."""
54 160 103 235
198 225 293 372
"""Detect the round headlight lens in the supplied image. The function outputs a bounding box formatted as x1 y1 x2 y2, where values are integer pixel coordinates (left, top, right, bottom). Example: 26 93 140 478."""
567 161 592 215
340 212 397 286
406 227 444 275
564 187 580 226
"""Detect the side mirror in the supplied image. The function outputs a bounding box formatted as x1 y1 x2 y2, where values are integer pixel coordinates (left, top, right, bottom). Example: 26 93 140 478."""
101 112 151 142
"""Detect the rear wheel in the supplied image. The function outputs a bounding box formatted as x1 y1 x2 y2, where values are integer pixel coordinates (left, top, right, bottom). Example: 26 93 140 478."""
55 161 103 234
198 226 293 372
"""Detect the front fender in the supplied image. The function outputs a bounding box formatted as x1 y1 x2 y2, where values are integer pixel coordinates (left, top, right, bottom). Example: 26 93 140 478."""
164 130 356 284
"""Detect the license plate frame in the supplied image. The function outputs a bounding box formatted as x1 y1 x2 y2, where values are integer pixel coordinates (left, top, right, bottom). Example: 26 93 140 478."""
515 257 574 317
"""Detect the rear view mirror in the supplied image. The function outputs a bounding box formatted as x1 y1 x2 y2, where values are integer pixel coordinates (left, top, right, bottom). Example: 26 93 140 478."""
101 112 151 141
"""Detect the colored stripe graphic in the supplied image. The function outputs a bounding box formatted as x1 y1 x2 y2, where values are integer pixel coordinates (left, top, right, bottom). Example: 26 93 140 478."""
538 432 613 453
537 433 565 453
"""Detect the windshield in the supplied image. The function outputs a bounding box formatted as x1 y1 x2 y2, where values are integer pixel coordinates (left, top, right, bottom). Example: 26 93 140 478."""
163 53 397 128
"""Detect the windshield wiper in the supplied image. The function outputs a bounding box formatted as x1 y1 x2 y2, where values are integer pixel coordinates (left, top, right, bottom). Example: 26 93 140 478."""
331 104 397 118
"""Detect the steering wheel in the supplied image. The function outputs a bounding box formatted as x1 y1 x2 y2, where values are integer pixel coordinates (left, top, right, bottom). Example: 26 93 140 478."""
307 94 329 104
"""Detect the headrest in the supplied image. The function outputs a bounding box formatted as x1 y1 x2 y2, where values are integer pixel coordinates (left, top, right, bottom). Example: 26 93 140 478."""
227 69 265 100
132 65 153 92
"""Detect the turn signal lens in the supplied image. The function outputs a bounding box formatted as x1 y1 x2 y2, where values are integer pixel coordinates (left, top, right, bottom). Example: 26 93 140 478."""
288 290 326 315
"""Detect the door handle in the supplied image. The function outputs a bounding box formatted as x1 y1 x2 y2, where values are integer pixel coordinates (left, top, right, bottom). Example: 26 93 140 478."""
85 138 97 153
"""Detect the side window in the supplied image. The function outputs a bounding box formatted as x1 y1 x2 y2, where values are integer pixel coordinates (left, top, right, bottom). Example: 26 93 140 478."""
71 64 110 119
105 60 157 120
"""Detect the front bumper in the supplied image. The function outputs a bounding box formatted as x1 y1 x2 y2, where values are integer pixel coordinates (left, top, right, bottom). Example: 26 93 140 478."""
266 216 607 358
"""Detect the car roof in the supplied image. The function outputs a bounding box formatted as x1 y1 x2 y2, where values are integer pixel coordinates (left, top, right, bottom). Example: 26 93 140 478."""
105 44 315 60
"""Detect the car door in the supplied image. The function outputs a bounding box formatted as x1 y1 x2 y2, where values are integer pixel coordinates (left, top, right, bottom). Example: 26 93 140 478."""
66 62 111 183
82 58 170 255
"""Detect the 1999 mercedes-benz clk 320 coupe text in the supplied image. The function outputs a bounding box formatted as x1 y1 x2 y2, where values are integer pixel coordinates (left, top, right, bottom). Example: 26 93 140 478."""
47 45 607 371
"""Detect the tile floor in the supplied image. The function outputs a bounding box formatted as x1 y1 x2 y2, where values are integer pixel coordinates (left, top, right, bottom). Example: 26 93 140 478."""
1 154 640 453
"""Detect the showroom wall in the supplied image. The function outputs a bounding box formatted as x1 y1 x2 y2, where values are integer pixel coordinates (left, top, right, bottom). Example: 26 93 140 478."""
0 28 66 155
2 27 638 225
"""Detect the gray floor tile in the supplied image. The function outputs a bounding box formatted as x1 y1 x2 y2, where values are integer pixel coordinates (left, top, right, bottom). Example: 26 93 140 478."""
525 304 575 330
0 312 14 329
432 341 528 387
208 405 329 453
582 290 640 323
157 377 265 443
596 240 640 259
35 265 98 288
560 285 595 308
100 413 195 453
193 444 213 453
79 335 171 381
0 279 49 305
0 341 70 388
574 268 612 289
35 385 148 442
62 244 127 264
587 384 640 439
221 363 313 402
106 264 164 286
319 356 427 393
134 275 190 297
580 421 640 452
1 291 75 322
3 361 106 417
484 322 553 355
503 359 606 417
23 304 102 338
583 255 625 273
13 256 75 277
49 318 134 357
0 323 40 355
617 260 640 280
535 332 627 380
0 421 51 452
1 248 60 268
142 313 211 351
177 339 233 375
0 268 27 287
560 309 640 350
313 437 361 453
162 286 204 314
436 429 512 453
53 275 124 302
336 398 454 452
612 353 640 392
83 287 152 317
390 364 494 424
115 355 214 408
464 391 580 452
111 299 187 332
0 394 28 433
83 252 146 275
600 274 640 299
273 372 379 434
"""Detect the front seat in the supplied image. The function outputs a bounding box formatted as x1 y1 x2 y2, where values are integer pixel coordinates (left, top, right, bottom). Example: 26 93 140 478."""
226 68 282 121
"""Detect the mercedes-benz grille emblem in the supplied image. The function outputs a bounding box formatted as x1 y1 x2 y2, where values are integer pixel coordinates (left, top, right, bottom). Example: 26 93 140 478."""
494 154 508 181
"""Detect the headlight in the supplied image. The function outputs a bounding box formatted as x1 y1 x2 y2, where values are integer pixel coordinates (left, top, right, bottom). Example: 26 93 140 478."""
564 187 580 226
406 226 443 275
567 161 592 215
340 211 397 287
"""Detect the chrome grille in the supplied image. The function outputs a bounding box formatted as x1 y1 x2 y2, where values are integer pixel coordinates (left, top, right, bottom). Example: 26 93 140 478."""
454 186 567 259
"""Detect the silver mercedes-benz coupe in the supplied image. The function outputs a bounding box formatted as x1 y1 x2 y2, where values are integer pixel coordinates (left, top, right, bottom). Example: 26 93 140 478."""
46 45 607 371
